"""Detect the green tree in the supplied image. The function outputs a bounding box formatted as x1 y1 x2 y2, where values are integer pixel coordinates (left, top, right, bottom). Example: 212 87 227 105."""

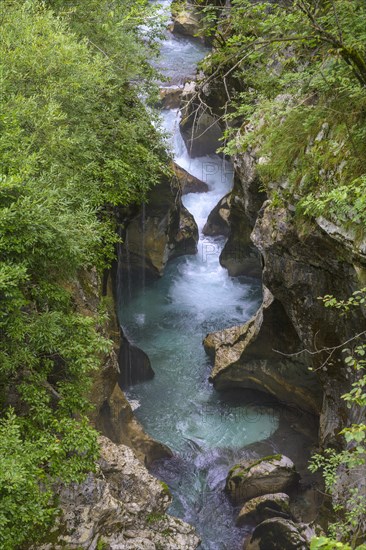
197 0 366 232
0 0 167 547
309 290 366 549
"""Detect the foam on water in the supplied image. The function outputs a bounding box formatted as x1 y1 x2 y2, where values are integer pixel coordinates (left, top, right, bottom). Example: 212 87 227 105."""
119 8 280 548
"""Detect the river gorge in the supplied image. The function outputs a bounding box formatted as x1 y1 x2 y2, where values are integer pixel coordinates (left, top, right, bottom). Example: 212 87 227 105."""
116 3 320 548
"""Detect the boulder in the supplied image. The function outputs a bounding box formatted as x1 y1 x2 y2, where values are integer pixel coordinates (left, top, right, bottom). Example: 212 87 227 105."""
203 193 231 237
118 330 154 388
180 81 223 158
243 518 315 550
171 0 202 39
118 174 198 282
173 162 209 194
236 493 291 526
204 287 323 415
225 454 298 504
38 436 200 549
159 86 183 109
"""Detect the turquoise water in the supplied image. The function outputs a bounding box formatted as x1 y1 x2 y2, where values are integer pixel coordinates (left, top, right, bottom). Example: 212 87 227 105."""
118 147 279 548
118 8 280 548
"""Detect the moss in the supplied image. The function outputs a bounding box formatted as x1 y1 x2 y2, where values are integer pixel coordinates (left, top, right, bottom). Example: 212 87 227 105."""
159 481 171 497
146 512 166 524
229 454 283 478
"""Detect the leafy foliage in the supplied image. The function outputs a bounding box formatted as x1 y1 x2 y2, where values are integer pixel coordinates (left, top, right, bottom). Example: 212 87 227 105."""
0 0 167 547
309 289 366 549
198 0 366 232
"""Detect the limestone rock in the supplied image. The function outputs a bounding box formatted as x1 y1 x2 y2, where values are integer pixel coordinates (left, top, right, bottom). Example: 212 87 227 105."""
118 174 198 282
226 454 298 504
203 193 231 237
236 493 291 526
216 154 264 276
174 204 200 256
243 518 315 550
173 162 209 194
180 81 222 157
90 345 171 466
159 86 183 109
171 0 202 39
204 287 323 414
251 201 366 442
39 436 200 549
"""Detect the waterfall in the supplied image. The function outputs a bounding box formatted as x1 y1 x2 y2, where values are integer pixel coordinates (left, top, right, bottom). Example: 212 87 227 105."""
116 5 283 550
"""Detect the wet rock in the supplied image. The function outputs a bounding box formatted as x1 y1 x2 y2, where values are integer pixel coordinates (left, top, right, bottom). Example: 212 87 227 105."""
180 81 223 157
218 156 264 277
159 86 183 109
226 454 298 504
251 202 366 442
203 193 231 237
119 174 198 281
174 204 200 256
236 493 291 526
205 287 323 414
171 0 202 39
118 330 154 388
90 329 171 465
39 436 199 549
173 162 209 194
243 518 315 550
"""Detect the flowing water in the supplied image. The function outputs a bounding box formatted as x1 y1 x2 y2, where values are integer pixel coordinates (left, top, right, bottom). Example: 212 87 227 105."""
118 8 281 549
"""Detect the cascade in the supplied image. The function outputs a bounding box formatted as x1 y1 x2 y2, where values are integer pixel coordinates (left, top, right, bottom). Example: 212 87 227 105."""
116 5 299 549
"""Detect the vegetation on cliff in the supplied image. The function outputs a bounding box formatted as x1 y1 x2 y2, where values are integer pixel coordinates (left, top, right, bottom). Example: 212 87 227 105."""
0 0 166 547
195 1 366 546
199 0 366 234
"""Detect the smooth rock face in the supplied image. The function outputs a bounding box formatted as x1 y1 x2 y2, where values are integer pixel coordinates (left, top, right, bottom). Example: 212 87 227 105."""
159 86 183 109
226 454 298 505
40 437 200 549
205 287 323 414
90 339 171 466
203 193 231 237
251 202 366 442
119 330 154 388
236 493 291 526
119 175 198 281
171 0 202 39
217 156 264 277
173 162 209 194
244 518 315 550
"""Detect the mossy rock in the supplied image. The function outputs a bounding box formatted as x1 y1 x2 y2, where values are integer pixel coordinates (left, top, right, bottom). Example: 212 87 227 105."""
226 455 299 504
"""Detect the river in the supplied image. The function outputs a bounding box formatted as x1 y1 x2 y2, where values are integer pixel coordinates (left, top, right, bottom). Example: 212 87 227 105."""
118 6 291 549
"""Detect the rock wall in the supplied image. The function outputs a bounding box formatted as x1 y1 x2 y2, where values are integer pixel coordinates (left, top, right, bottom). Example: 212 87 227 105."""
204 142 366 445
117 173 198 284
39 436 199 549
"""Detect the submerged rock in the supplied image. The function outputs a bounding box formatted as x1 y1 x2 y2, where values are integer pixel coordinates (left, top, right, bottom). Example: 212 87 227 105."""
39 436 199 549
204 287 323 414
243 518 315 550
226 454 298 505
236 493 291 526
173 162 209 194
